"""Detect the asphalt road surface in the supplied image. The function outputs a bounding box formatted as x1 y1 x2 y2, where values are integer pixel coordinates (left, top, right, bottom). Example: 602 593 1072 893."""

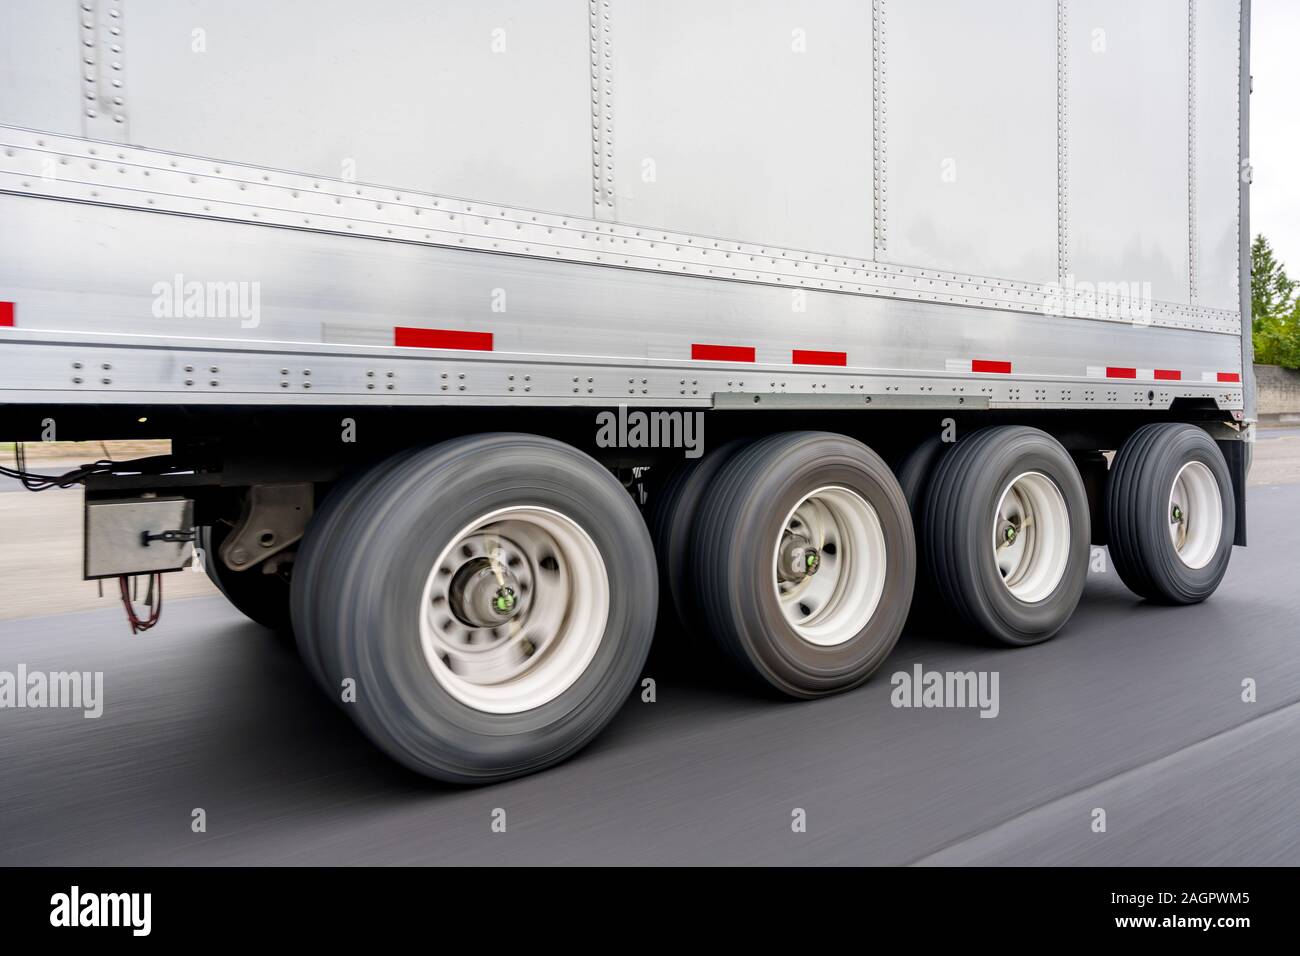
1 435 1298 865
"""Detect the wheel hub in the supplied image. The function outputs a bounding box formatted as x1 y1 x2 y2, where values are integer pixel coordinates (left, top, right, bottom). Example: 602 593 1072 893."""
992 471 1070 603
777 533 821 582
772 486 887 647
448 557 523 628
420 509 610 714
1168 461 1222 569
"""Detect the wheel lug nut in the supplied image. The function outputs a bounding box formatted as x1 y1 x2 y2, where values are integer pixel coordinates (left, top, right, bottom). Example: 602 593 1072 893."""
493 587 516 614
778 534 818 582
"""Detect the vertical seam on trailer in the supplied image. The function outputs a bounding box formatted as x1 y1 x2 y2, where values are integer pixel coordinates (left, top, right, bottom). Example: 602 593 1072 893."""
872 0 887 260
81 0 129 142
1238 0 1252 415
80 0 96 138
1187 0 1199 304
1235 0 1244 309
590 0 616 219
1056 0 1069 285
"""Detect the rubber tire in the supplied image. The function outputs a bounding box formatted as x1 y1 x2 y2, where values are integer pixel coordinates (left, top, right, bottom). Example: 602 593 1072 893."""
292 434 657 784
691 431 915 698
892 434 951 635
648 439 747 637
1105 423 1235 604
923 426 1089 646
894 434 949 519
289 451 421 695
199 523 294 637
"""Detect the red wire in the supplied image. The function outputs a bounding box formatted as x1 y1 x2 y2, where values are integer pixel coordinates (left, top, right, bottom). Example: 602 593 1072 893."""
118 574 163 633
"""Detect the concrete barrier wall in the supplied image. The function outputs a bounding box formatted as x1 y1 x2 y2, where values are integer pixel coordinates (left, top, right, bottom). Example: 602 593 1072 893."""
1256 364 1300 423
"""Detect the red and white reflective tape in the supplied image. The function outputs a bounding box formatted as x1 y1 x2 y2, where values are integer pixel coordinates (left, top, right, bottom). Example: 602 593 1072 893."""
0 301 14 327
394 327 493 351
946 358 1012 374
1203 371 1241 383
1086 366 1182 381
691 343 756 362
791 349 847 367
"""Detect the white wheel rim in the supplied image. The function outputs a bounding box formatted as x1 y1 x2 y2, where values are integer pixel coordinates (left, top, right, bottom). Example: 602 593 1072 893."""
419 506 609 714
772 485 887 647
992 471 1070 603
1168 461 1222 569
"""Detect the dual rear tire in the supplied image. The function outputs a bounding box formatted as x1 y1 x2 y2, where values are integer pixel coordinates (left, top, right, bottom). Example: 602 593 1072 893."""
922 426 1090 646
290 435 657 784
1106 423 1235 604
687 433 915 698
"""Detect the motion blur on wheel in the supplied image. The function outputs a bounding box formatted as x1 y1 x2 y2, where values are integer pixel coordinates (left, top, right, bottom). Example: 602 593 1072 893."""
683 432 915 698
1106 423 1237 604
922 426 1090 646
290 434 657 784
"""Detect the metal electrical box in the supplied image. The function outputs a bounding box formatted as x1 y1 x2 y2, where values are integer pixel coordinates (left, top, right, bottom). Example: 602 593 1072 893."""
84 497 195 580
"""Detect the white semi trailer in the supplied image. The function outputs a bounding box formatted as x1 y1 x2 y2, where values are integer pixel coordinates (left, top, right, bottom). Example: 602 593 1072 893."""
0 1 1253 782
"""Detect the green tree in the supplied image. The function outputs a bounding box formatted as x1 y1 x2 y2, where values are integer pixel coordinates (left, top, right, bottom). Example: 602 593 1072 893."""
1251 234 1300 368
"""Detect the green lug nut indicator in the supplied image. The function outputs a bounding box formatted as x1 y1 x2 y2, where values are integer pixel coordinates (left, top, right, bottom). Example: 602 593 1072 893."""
493 588 516 613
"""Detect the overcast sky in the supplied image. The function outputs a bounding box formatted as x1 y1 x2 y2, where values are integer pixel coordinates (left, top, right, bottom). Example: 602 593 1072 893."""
1251 0 1300 271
